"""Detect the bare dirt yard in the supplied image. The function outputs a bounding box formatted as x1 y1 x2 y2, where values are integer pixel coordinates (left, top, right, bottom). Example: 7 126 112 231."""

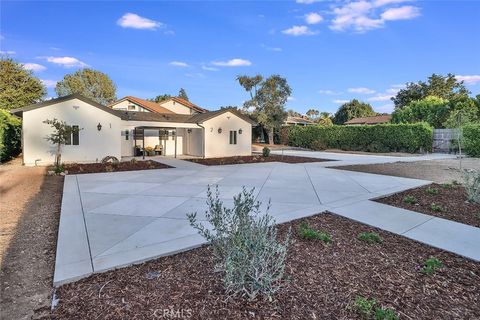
333 158 480 183
187 154 332 166
50 213 479 319
0 157 64 320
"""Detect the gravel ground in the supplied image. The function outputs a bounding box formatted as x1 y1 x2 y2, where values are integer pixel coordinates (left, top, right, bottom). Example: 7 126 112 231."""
333 158 480 183
0 157 64 320
50 213 479 320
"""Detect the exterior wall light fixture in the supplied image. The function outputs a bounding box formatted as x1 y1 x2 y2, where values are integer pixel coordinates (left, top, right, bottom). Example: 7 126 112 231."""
97 123 102 131
239 129 243 134
218 128 222 134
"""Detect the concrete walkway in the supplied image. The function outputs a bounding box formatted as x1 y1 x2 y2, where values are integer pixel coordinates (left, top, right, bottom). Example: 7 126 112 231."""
53 153 479 286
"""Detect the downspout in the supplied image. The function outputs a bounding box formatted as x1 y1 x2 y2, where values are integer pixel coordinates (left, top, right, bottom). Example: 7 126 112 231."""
196 123 206 159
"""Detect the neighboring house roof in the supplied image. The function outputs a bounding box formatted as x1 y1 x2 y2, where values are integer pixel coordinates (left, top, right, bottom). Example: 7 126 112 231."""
10 93 121 118
161 97 208 113
111 96 175 114
344 115 392 125
285 116 315 125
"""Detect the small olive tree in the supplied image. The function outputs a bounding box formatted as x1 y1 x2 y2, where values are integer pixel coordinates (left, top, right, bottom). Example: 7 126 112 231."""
43 118 72 169
187 186 291 300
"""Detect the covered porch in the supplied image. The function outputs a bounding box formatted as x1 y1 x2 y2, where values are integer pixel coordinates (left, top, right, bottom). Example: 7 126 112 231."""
124 125 204 159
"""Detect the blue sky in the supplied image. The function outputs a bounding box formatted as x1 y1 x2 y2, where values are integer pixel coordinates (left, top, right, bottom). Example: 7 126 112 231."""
1 0 479 114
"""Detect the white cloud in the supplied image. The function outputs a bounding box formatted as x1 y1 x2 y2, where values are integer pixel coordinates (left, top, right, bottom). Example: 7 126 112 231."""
456 75 480 85
211 58 252 67
261 44 282 52
381 6 420 21
287 96 296 101
41 79 57 88
348 87 376 94
282 25 317 36
374 0 412 7
0 50 15 55
296 0 323 4
330 1 420 33
333 99 350 104
22 63 46 72
46 56 88 68
319 89 342 95
305 13 323 25
368 94 394 102
201 65 219 71
169 61 189 67
117 13 163 30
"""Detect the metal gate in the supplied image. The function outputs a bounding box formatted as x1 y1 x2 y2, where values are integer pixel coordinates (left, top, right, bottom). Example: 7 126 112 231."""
433 128 458 152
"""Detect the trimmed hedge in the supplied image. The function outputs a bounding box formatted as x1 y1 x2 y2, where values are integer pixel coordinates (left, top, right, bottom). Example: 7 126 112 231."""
463 124 480 157
0 110 22 162
288 123 433 153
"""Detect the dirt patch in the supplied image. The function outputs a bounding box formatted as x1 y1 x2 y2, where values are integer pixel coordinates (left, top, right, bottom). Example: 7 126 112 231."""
332 158 480 183
187 155 332 166
63 160 171 174
0 157 64 319
49 213 479 319
376 183 480 228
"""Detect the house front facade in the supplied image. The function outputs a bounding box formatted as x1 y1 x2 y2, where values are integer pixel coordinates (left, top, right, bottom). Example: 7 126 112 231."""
11 94 255 166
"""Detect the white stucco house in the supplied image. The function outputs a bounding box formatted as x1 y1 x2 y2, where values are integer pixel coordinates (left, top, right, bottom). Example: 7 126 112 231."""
11 94 256 166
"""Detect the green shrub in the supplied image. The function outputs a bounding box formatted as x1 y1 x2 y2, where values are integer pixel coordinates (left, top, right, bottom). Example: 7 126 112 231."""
288 123 433 153
430 203 443 212
425 187 439 195
298 222 332 243
262 146 271 157
187 186 291 300
403 195 417 204
421 257 443 274
463 124 480 157
350 297 399 320
0 110 22 162
358 232 383 244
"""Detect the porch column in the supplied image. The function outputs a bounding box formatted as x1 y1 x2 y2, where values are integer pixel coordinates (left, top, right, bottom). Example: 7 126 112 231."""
174 128 177 158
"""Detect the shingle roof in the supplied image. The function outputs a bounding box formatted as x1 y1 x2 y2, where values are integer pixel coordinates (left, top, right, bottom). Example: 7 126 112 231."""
112 96 175 114
162 97 208 113
344 115 392 125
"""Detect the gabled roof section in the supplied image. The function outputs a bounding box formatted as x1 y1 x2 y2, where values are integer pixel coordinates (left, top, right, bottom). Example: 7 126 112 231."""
188 108 257 125
111 96 175 114
161 97 209 113
10 93 121 118
344 115 392 125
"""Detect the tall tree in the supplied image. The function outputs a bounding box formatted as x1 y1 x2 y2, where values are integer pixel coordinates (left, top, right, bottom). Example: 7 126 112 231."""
238 74 291 145
0 58 46 110
392 73 470 109
55 68 117 105
306 109 320 120
333 99 376 124
150 94 172 103
178 88 189 101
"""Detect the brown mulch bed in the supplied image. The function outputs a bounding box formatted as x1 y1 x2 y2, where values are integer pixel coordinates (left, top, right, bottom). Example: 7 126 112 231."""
376 183 480 228
63 160 172 174
187 154 333 166
49 213 480 319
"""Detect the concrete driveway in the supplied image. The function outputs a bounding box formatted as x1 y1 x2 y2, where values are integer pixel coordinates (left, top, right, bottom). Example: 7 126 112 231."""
54 152 480 285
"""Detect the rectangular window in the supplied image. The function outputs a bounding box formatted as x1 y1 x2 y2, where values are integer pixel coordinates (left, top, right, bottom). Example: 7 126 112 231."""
72 125 79 145
229 130 237 145
128 104 136 111
65 126 72 145
125 129 129 140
